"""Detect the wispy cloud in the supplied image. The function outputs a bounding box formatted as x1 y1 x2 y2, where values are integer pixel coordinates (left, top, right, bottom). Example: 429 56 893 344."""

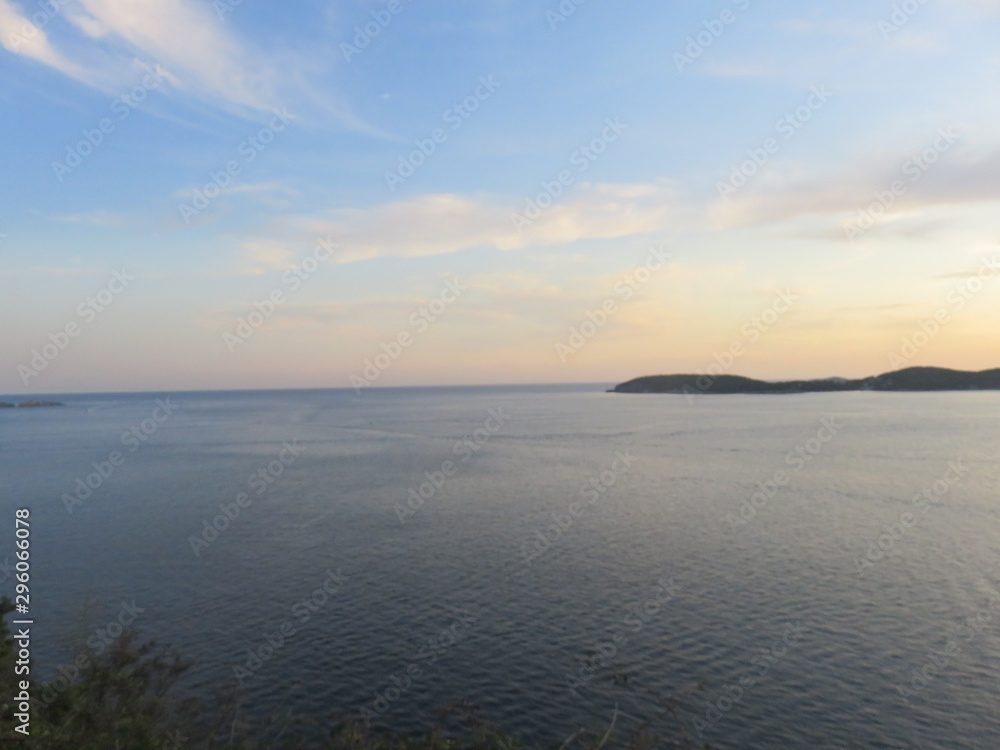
238 239 297 275
710 144 1000 228
701 61 770 79
174 181 299 201
251 182 687 266
0 266 92 277
70 0 279 111
51 210 132 227
778 17 872 37
934 260 1000 281
0 0 358 126
0 0 90 81
203 301 350 328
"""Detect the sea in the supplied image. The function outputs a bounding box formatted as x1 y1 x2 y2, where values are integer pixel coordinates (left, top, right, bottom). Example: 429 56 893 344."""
1 385 998 749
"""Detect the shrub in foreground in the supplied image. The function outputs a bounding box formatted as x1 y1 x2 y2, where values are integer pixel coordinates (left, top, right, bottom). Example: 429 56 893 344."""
0 598 712 749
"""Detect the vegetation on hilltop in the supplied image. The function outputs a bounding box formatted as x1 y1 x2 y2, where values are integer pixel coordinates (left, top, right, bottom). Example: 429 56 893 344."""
1 597 713 749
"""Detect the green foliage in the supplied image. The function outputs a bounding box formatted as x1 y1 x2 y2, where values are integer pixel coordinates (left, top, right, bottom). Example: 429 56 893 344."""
2 595 198 749
0 597 712 749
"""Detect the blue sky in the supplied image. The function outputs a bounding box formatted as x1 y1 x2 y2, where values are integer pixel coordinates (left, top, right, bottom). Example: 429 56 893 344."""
2 0 999 393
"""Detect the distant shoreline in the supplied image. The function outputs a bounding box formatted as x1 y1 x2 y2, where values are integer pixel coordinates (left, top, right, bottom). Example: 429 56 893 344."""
610 366 1000 395
0 399 63 408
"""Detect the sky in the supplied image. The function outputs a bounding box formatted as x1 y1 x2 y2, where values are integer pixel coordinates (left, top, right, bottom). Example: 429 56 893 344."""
2 0 999 394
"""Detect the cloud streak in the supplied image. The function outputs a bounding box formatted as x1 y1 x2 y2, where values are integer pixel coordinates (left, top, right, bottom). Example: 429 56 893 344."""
261 182 686 266
0 0 358 126
710 142 1000 229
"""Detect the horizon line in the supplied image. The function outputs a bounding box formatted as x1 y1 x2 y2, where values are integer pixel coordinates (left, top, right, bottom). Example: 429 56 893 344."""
3 365 997 400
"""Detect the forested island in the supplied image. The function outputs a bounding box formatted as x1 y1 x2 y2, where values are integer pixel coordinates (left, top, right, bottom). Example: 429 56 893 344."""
611 366 1000 395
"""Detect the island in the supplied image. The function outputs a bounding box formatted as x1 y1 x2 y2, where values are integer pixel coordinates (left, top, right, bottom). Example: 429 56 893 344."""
0 400 64 408
610 366 1000 395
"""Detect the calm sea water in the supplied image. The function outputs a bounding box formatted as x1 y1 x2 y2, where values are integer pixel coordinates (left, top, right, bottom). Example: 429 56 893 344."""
1 386 999 749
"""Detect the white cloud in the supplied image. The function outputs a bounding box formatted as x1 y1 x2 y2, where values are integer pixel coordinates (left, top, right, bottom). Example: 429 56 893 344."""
239 239 297 275
710 143 1000 228
175 181 297 201
0 0 354 124
0 0 90 82
269 182 686 265
70 0 276 111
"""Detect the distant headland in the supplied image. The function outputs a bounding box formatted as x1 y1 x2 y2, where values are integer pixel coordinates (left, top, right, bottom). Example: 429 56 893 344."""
0 399 64 408
610 366 1000 395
